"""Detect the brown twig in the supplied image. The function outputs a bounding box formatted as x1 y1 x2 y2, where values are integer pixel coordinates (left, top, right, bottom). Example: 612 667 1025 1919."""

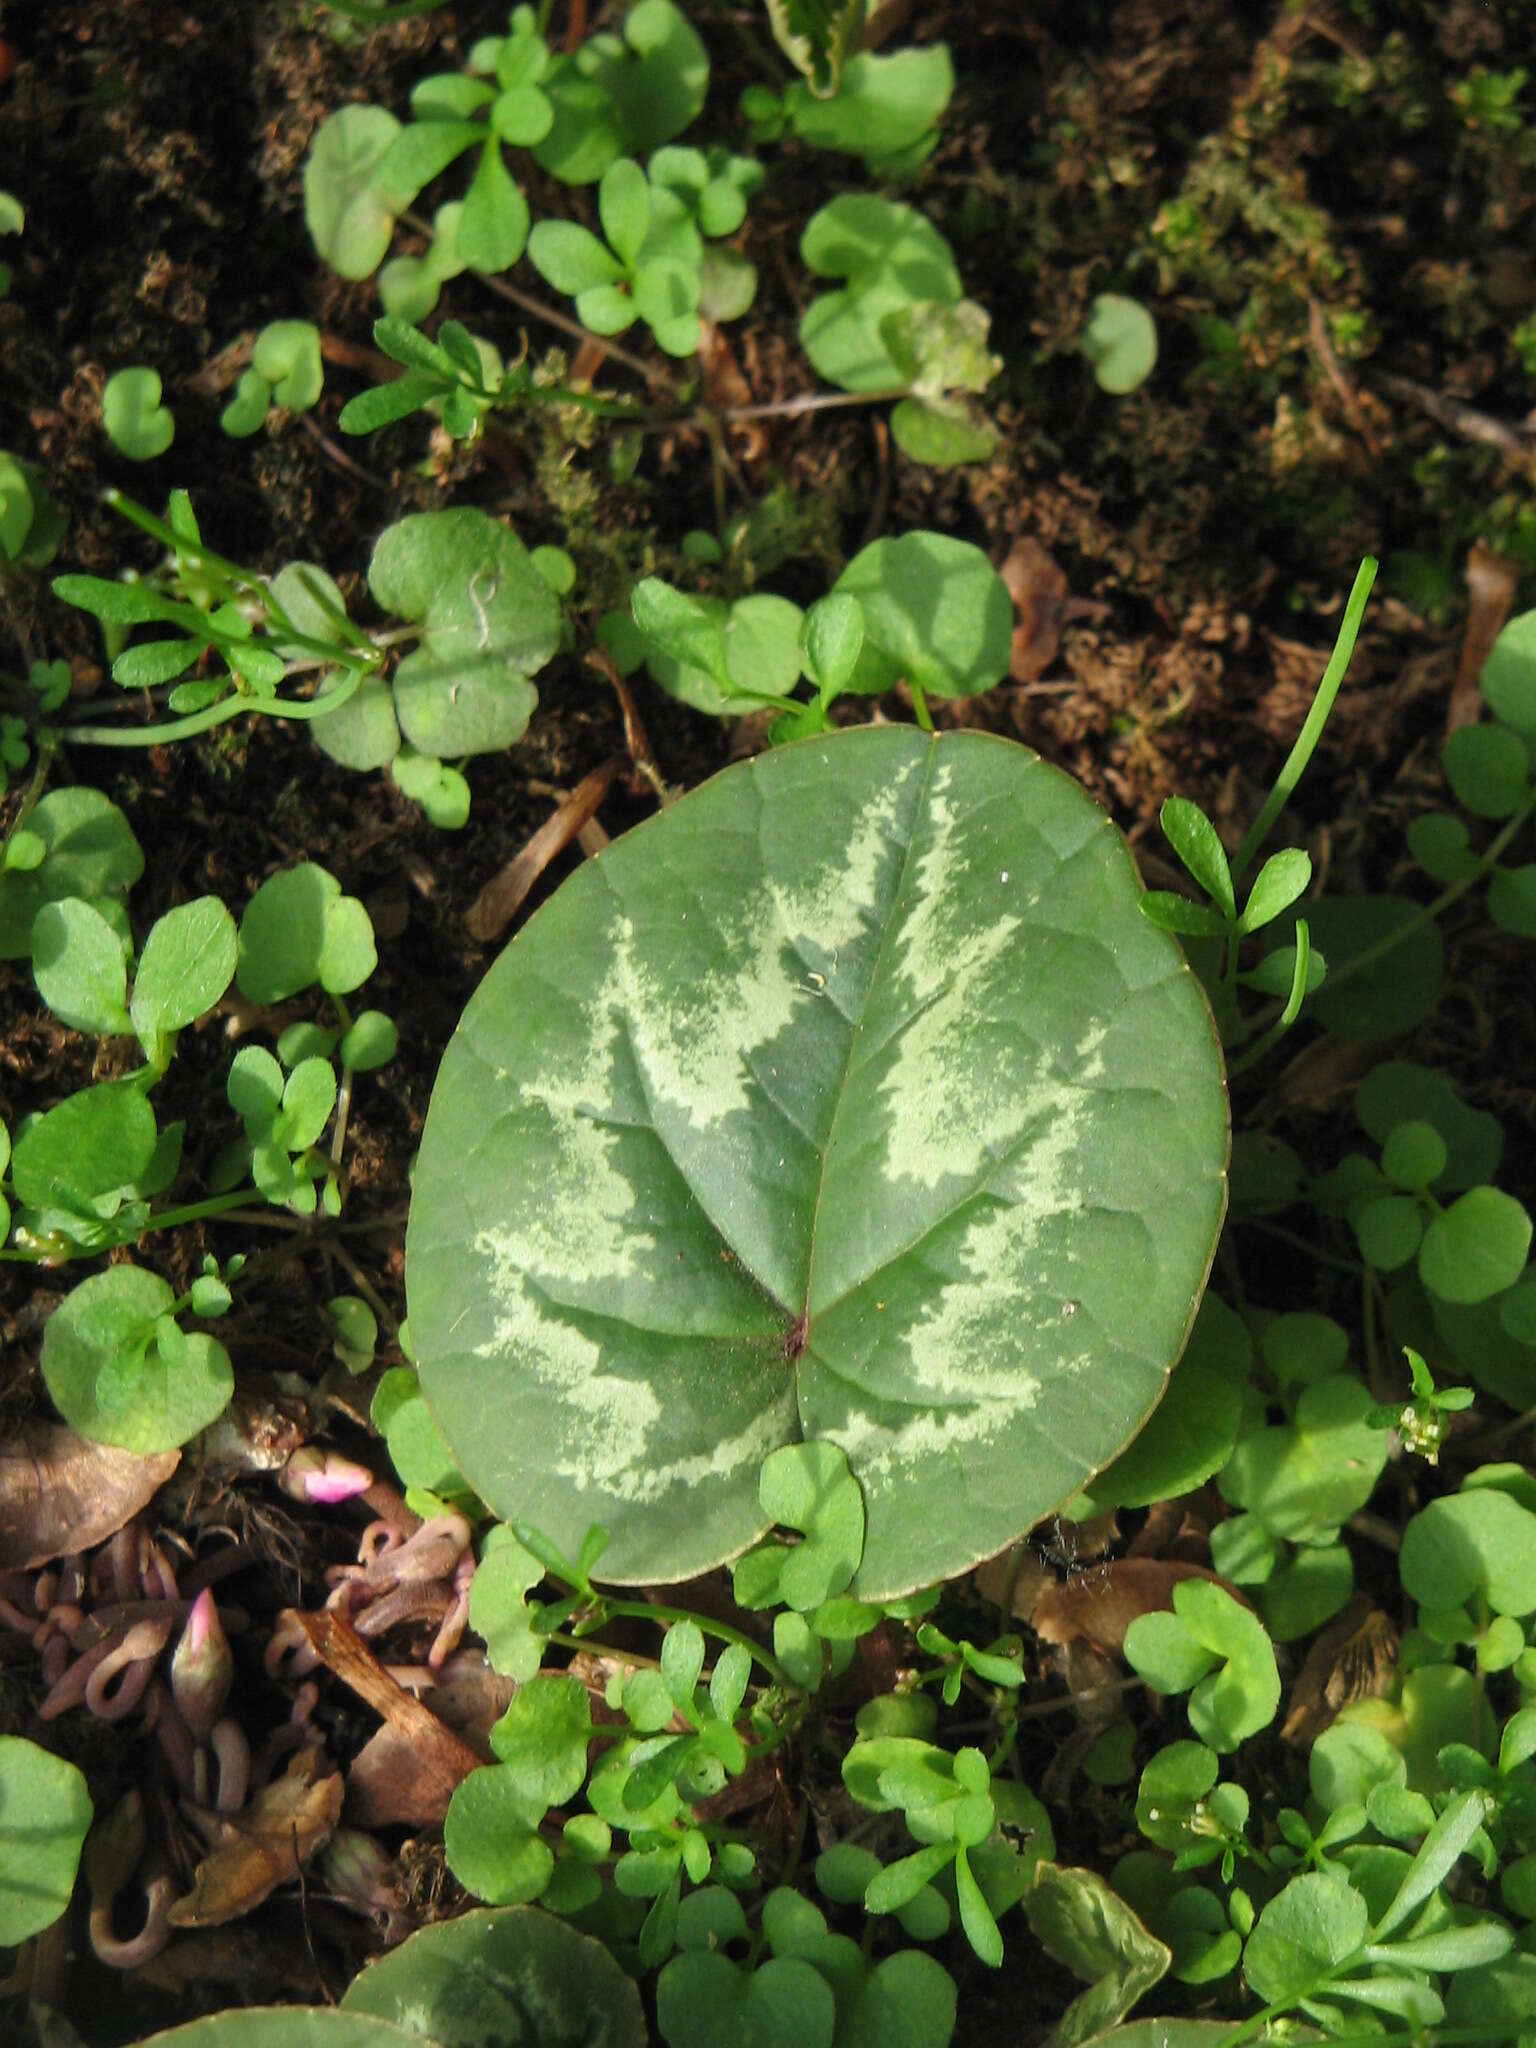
1446 542 1521 738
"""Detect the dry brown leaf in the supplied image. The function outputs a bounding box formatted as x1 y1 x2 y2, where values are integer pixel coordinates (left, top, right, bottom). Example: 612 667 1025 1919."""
1281 1596 1400 1746
466 758 622 943
1031 1559 1245 1659
0 1425 178 1571
1002 537 1072 681
283 1608 483 1826
168 1749 343 1929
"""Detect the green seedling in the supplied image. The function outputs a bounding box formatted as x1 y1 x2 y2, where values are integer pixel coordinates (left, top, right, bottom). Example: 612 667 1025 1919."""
219 320 325 436
747 46 955 175
528 156 705 356
0 450 66 573
1079 292 1159 394
612 531 1013 733
0 188 21 299
1124 1579 1282 1753
303 1 708 289
101 367 175 460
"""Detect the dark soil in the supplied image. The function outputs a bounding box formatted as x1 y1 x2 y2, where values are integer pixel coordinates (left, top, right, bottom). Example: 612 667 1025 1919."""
3 1 1536 2041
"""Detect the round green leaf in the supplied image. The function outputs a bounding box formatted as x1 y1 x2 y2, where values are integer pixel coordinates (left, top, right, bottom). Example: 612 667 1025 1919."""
304 105 403 280
41 1267 233 1453
1081 1292 1250 1510
237 864 376 1002
1481 609 1536 736
32 897 131 1034
1357 1061 1502 1191
799 195 961 393
220 366 273 437
839 1949 957 2048
407 727 1228 1596
1442 721 1531 818
342 1904 645 2048
574 0 708 155
340 1010 399 1071
1079 295 1158 395
1242 1872 1368 2004
102 367 174 460
1381 1120 1448 1191
1401 1488 1536 1617
657 1952 835 2048
1490 863 1536 938
311 674 402 772
368 511 559 758
444 1769 555 1904
12 1080 156 1213
0 1737 93 1943
252 320 324 412
0 787 143 960
131 896 238 1049
1288 895 1444 1041
833 534 1012 700
1420 1186 1532 1304
1354 1193 1424 1270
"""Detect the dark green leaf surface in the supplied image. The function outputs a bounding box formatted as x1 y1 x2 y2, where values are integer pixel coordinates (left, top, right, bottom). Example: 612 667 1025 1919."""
408 729 1227 1594
341 1905 645 2048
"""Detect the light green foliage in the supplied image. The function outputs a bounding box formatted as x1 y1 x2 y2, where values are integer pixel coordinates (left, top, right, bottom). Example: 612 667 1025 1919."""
1079 294 1159 395
219 322 325 436
830 532 1012 698
0 188 20 299
304 104 403 278
128 2015 429 2048
0 784 136 962
40 1264 233 1453
1124 1580 1280 1752
0 1738 93 1943
237 863 376 1003
1023 1863 1172 2046
371 1366 473 1510
799 195 961 392
0 451 66 569
529 156 704 356
1078 1293 1252 1512
364 506 560 761
406 726 1228 1595
779 48 954 173
102 367 175 460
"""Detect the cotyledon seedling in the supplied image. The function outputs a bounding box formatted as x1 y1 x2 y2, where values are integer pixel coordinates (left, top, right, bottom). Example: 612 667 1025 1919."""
405 725 1229 1596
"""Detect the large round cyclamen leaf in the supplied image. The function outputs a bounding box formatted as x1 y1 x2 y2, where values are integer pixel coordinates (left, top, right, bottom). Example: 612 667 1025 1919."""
407 728 1228 1595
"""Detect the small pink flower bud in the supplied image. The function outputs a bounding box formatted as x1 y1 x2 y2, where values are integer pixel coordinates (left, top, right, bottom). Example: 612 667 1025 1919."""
170 1588 233 1742
279 1446 374 1504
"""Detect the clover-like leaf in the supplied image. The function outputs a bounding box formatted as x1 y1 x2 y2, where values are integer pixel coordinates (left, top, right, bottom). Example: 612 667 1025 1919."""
1242 1871 1368 2004
32 897 131 1035
469 1529 549 1684
12 1080 156 1216
341 1904 646 2048
800 196 962 392
832 533 1012 699
304 105 403 280
41 1267 232 1454
1218 1373 1388 1545
760 1441 865 1610
368 511 560 758
0 1737 93 1944
1401 1484 1536 1618
102 367 175 460
657 1952 835 2048
406 726 1228 1596
786 48 953 168
1419 1186 1532 1304
237 864 375 1003
131 897 238 1060
1124 1579 1280 1752
574 0 708 155
1080 296 1159 395
251 320 324 412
